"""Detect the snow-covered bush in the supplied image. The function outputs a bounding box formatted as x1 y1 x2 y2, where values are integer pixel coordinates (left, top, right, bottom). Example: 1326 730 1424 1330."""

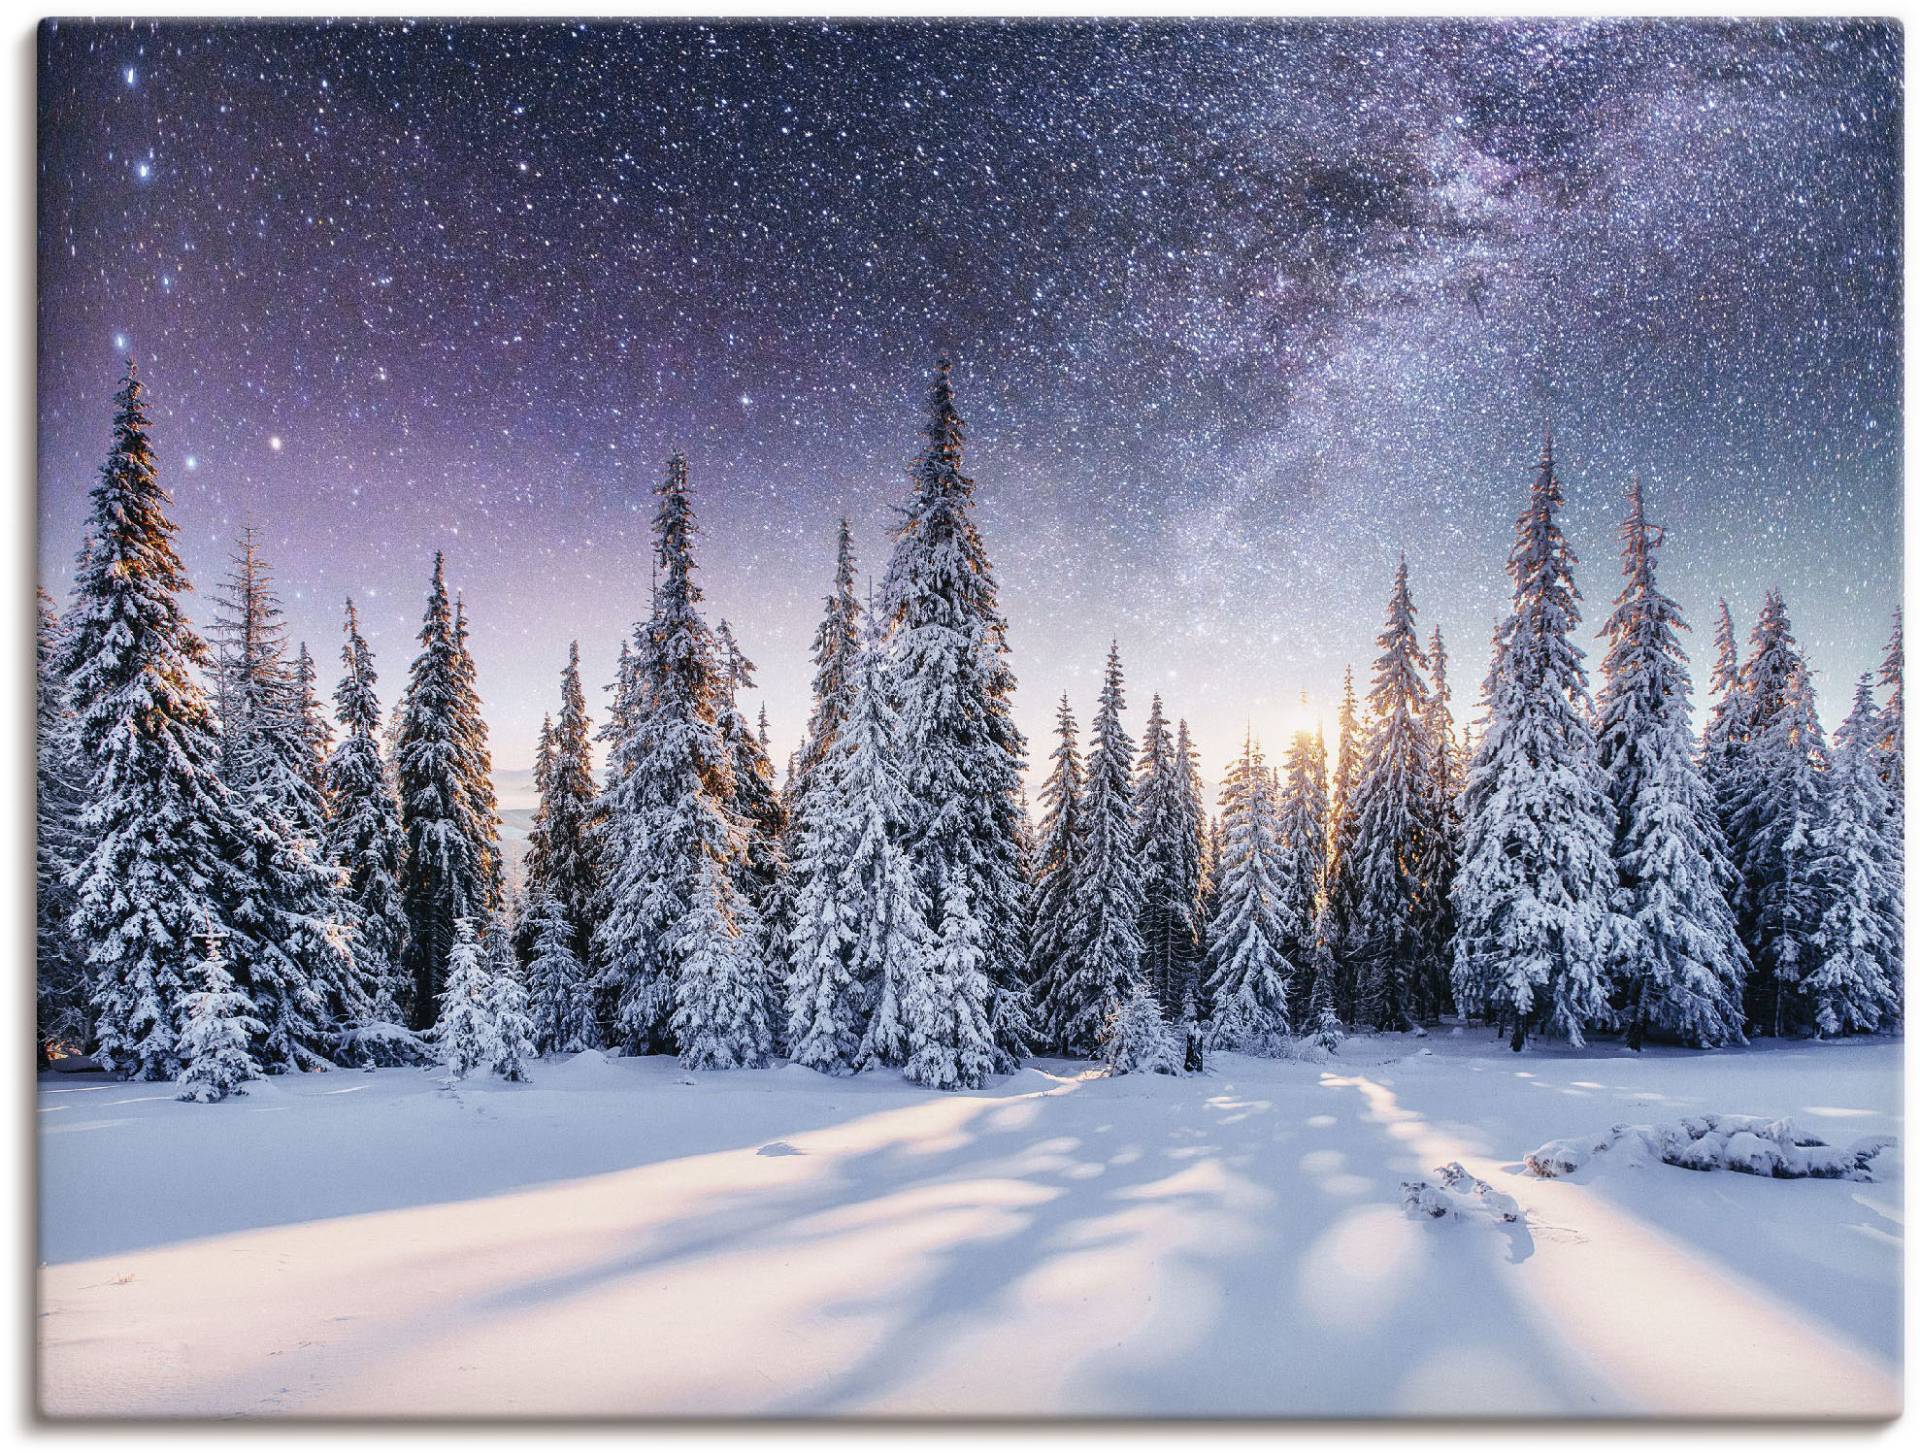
1526 1113 1895 1182
1102 986 1182 1076
1401 1162 1521 1223
175 935 264 1103
437 920 496 1082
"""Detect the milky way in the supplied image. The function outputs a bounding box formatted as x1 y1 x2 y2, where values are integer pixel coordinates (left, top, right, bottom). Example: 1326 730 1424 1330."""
37 18 1902 781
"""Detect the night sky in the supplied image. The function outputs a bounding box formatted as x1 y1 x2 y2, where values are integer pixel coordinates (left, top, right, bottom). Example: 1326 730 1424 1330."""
37 19 1903 785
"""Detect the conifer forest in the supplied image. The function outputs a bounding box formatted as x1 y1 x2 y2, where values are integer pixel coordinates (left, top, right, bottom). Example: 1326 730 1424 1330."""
35 16 1902 1422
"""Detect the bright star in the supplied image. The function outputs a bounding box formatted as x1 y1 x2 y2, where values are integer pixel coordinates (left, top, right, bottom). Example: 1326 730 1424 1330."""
123 66 136 87
269 436 283 452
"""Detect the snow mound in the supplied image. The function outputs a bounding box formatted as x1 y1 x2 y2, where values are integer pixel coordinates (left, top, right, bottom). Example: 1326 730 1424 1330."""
1401 1162 1522 1224
538 1049 626 1088
335 1021 435 1068
756 1141 803 1157
1525 1113 1896 1182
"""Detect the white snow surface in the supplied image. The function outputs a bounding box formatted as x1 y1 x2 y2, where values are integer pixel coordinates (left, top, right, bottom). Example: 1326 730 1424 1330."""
38 1034 1901 1418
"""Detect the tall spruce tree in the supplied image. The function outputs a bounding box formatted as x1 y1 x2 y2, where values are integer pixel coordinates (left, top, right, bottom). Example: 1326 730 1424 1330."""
1205 735 1295 1052
1135 694 1205 1020
1322 665 1363 1017
1344 557 1443 1030
324 599 409 1021
1452 430 1619 1050
525 890 599 1054
525 641 602 960
1026 694 1086 1050
716 619 790 1026
594 455 770 1065
1047 645 1146 1055
59 363 254 1079
1805 676 1902 1036
1725 590 1828 1036
794 519 863 795
36 588 90 1060
1875 610 1903 804
1419 625 1462 1014
450 596 505 914
396 555 500 1025
1273 722 1329 1023
1596 478 1748 1049
879 361 1027 1079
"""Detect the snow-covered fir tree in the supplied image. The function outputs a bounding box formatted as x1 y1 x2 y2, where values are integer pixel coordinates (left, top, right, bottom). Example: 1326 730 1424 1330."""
436 918 495 1082
324 599 409 1023
1344 557 1444 1030
785 611 933 1074
1725 590 1829 1036
1304 932 1344 1052
793 518 863 798
903 876 998 1090
524 891 599 1054
59 364 255 1080
1875 610 1903 804
1178 719 1214 1018
485 923 537 1081
450 596 505 914
524 641 602 960
1322 665 1363 1017
291 643 333 798
396 556 501 1025
879 361 1028 1077
36 587 90 1061
1025 694 1086 1050
716 619 791 1031
1699 599 1752 853
1418 624 1462 1015
1804 675 1902 1036
595 455 771 1065
1205 735 1295 1053
1595 478 1748 1049
174 929 264 1103
1135 694 1206 1020
1452 430 1619 1051
1101 984 1182 1076
1273 721 1329 1024
1043 645 1146 1054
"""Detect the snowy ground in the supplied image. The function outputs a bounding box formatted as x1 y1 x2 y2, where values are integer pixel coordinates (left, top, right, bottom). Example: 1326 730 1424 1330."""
37 1033 1902 1419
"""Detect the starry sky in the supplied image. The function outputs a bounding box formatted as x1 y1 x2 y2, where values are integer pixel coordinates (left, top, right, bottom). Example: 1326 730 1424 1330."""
37 18 1902 785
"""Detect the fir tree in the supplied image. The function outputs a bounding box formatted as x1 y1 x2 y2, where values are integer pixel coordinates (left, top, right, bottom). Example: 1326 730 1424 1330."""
879 361 1027 1076
1452 430 1619 1050
1273 721 1329 1022
716 620 791 1030
1179 720 1215 1017
1726 590 1829 1036
36 587 90 1061
1102 984 1183 1076
1344 557 1443 1030
1805 676 1901 1036
451 596 505 914
1205 735 1295 1053
1419 625 1462 1014
1322 665 1363 1017
524 642 603 959
437 917 495 1082
1046 645 1146 1054
903 876 998 1090
1699 599 1752 846
595 455 769 1064
1596 478 1748 1049
1875 610 1903 804
1305 932 1344 1052
324 599 410 1022
1135 694 1205 1020
485 921 537 1081
794 518 863 795
60 364 254 1080
524 891 599 1054
396 556 501 1024
175 928 265 1104
1026 694 1085 1049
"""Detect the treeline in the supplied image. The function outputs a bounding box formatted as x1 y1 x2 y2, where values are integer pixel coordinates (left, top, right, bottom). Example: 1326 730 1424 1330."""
35 365 1903 1100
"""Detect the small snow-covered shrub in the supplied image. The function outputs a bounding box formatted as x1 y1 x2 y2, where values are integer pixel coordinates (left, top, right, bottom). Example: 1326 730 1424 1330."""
1525 1113 1895 1182
335 1019 435 1068
1402 1163 1521 1224
1102 987 1183 1076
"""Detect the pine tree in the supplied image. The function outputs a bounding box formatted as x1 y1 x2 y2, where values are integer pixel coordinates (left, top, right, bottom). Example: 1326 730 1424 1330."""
1178 720 1214 1018
437 918 495 1082
291 643 333 798
1419 625 1463 1014
1875 611 1903 804
1726 590 1829 1036
1205 735 1295 1053
175 929 265 1103
1344 557 1444 1030
903 876 998 1090
1305 932 1344 1052
716 620 790 1031
485 918 538 1081
525 891 599 1054
595 455 769 1065
451 596 505 914
1699 600 1752 846
36 587 90 1061
1805 676 1902 1036
1102 984 1182 1075
1596 478 1748 1049
879 361 1027 1077
324 599 410 1022
396 556 501 1025
1452 430 1619 1050
1135 695 1205 1021
1047 645 1146 1055
525 642 603 959
1026 694 1086 1050
1322 666 1363 1017
794 518 863 796
59 364 255 1080
1273 722 1329 1023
